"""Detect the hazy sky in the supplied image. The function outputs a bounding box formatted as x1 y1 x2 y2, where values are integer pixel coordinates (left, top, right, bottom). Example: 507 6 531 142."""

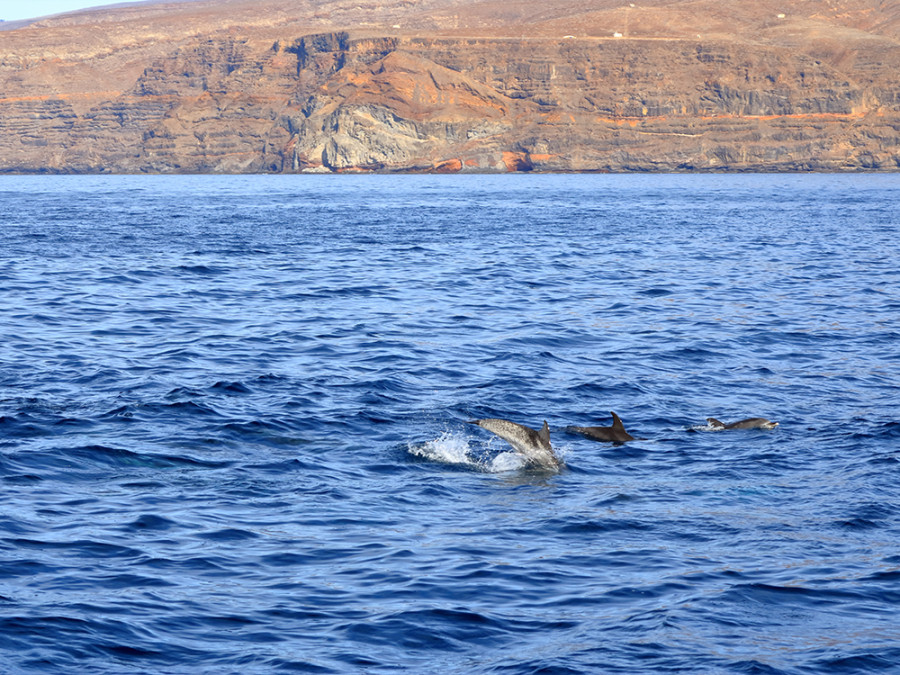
1 1 134 22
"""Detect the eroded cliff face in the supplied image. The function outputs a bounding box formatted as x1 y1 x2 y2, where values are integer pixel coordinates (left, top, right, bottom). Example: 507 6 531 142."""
284 31 900 172
1 0 899 172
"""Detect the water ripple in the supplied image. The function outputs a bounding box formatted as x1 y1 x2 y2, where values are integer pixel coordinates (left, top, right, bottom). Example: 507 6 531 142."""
1 174 899 673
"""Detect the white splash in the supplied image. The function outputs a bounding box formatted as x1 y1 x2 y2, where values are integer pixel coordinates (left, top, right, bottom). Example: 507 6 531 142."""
409 431 568 473
409 431 528 473
409 431 474 466
691 423 722 432
488 451 527 472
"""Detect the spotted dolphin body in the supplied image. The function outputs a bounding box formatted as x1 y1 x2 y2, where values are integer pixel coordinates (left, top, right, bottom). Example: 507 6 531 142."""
707 417 778 430
568 411 635 443
468 418 562 470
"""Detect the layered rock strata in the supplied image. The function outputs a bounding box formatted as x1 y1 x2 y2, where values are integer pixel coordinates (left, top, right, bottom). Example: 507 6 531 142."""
1 0 899 172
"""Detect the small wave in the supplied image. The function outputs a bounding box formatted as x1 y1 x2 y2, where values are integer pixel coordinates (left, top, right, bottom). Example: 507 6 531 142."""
222 418 299 440
342 607 512 649
209 380 252 395
124 514 177 531
873 421 900 440
0 414 49 439
175 264 223 275
638 287 674 297
11 537 142 559
408 432 526 473
552 516 655 535
196 528 260 542
5 445 232 481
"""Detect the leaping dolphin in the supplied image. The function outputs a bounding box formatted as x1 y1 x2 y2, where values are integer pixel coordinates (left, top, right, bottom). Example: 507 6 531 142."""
468 418 562 470
567 411 635 443
707 417 778 430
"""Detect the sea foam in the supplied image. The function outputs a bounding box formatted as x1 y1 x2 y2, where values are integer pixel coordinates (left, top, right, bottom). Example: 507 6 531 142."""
408 431 527 473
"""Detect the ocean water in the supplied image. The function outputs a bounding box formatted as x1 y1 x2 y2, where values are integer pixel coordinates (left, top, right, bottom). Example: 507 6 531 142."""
1 173 899 674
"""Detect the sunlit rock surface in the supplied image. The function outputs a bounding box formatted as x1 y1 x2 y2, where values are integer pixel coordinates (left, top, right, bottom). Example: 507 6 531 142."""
1 0 899 172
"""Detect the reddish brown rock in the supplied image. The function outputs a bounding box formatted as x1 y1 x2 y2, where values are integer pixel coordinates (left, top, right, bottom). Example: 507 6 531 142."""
432 158 463 173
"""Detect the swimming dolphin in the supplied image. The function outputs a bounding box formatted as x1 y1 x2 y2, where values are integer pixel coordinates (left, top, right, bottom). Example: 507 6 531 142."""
567 411 635 443
468 418 562 470
707 417 778 430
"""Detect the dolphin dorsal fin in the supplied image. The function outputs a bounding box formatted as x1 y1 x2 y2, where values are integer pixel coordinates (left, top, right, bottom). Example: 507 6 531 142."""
539 420 551 448
611 412 625 430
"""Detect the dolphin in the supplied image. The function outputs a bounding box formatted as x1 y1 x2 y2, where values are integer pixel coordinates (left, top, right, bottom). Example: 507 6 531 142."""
567 411 635 443
468 418 562 470
707 417 778 430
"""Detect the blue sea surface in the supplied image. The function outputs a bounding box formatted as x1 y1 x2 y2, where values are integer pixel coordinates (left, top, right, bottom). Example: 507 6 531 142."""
1 173 899 674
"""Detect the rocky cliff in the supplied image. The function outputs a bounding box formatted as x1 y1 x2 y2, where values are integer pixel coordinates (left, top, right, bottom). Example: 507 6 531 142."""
2 0 899 172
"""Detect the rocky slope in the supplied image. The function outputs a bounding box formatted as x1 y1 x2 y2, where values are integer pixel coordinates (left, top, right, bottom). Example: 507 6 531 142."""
1 0 899 172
